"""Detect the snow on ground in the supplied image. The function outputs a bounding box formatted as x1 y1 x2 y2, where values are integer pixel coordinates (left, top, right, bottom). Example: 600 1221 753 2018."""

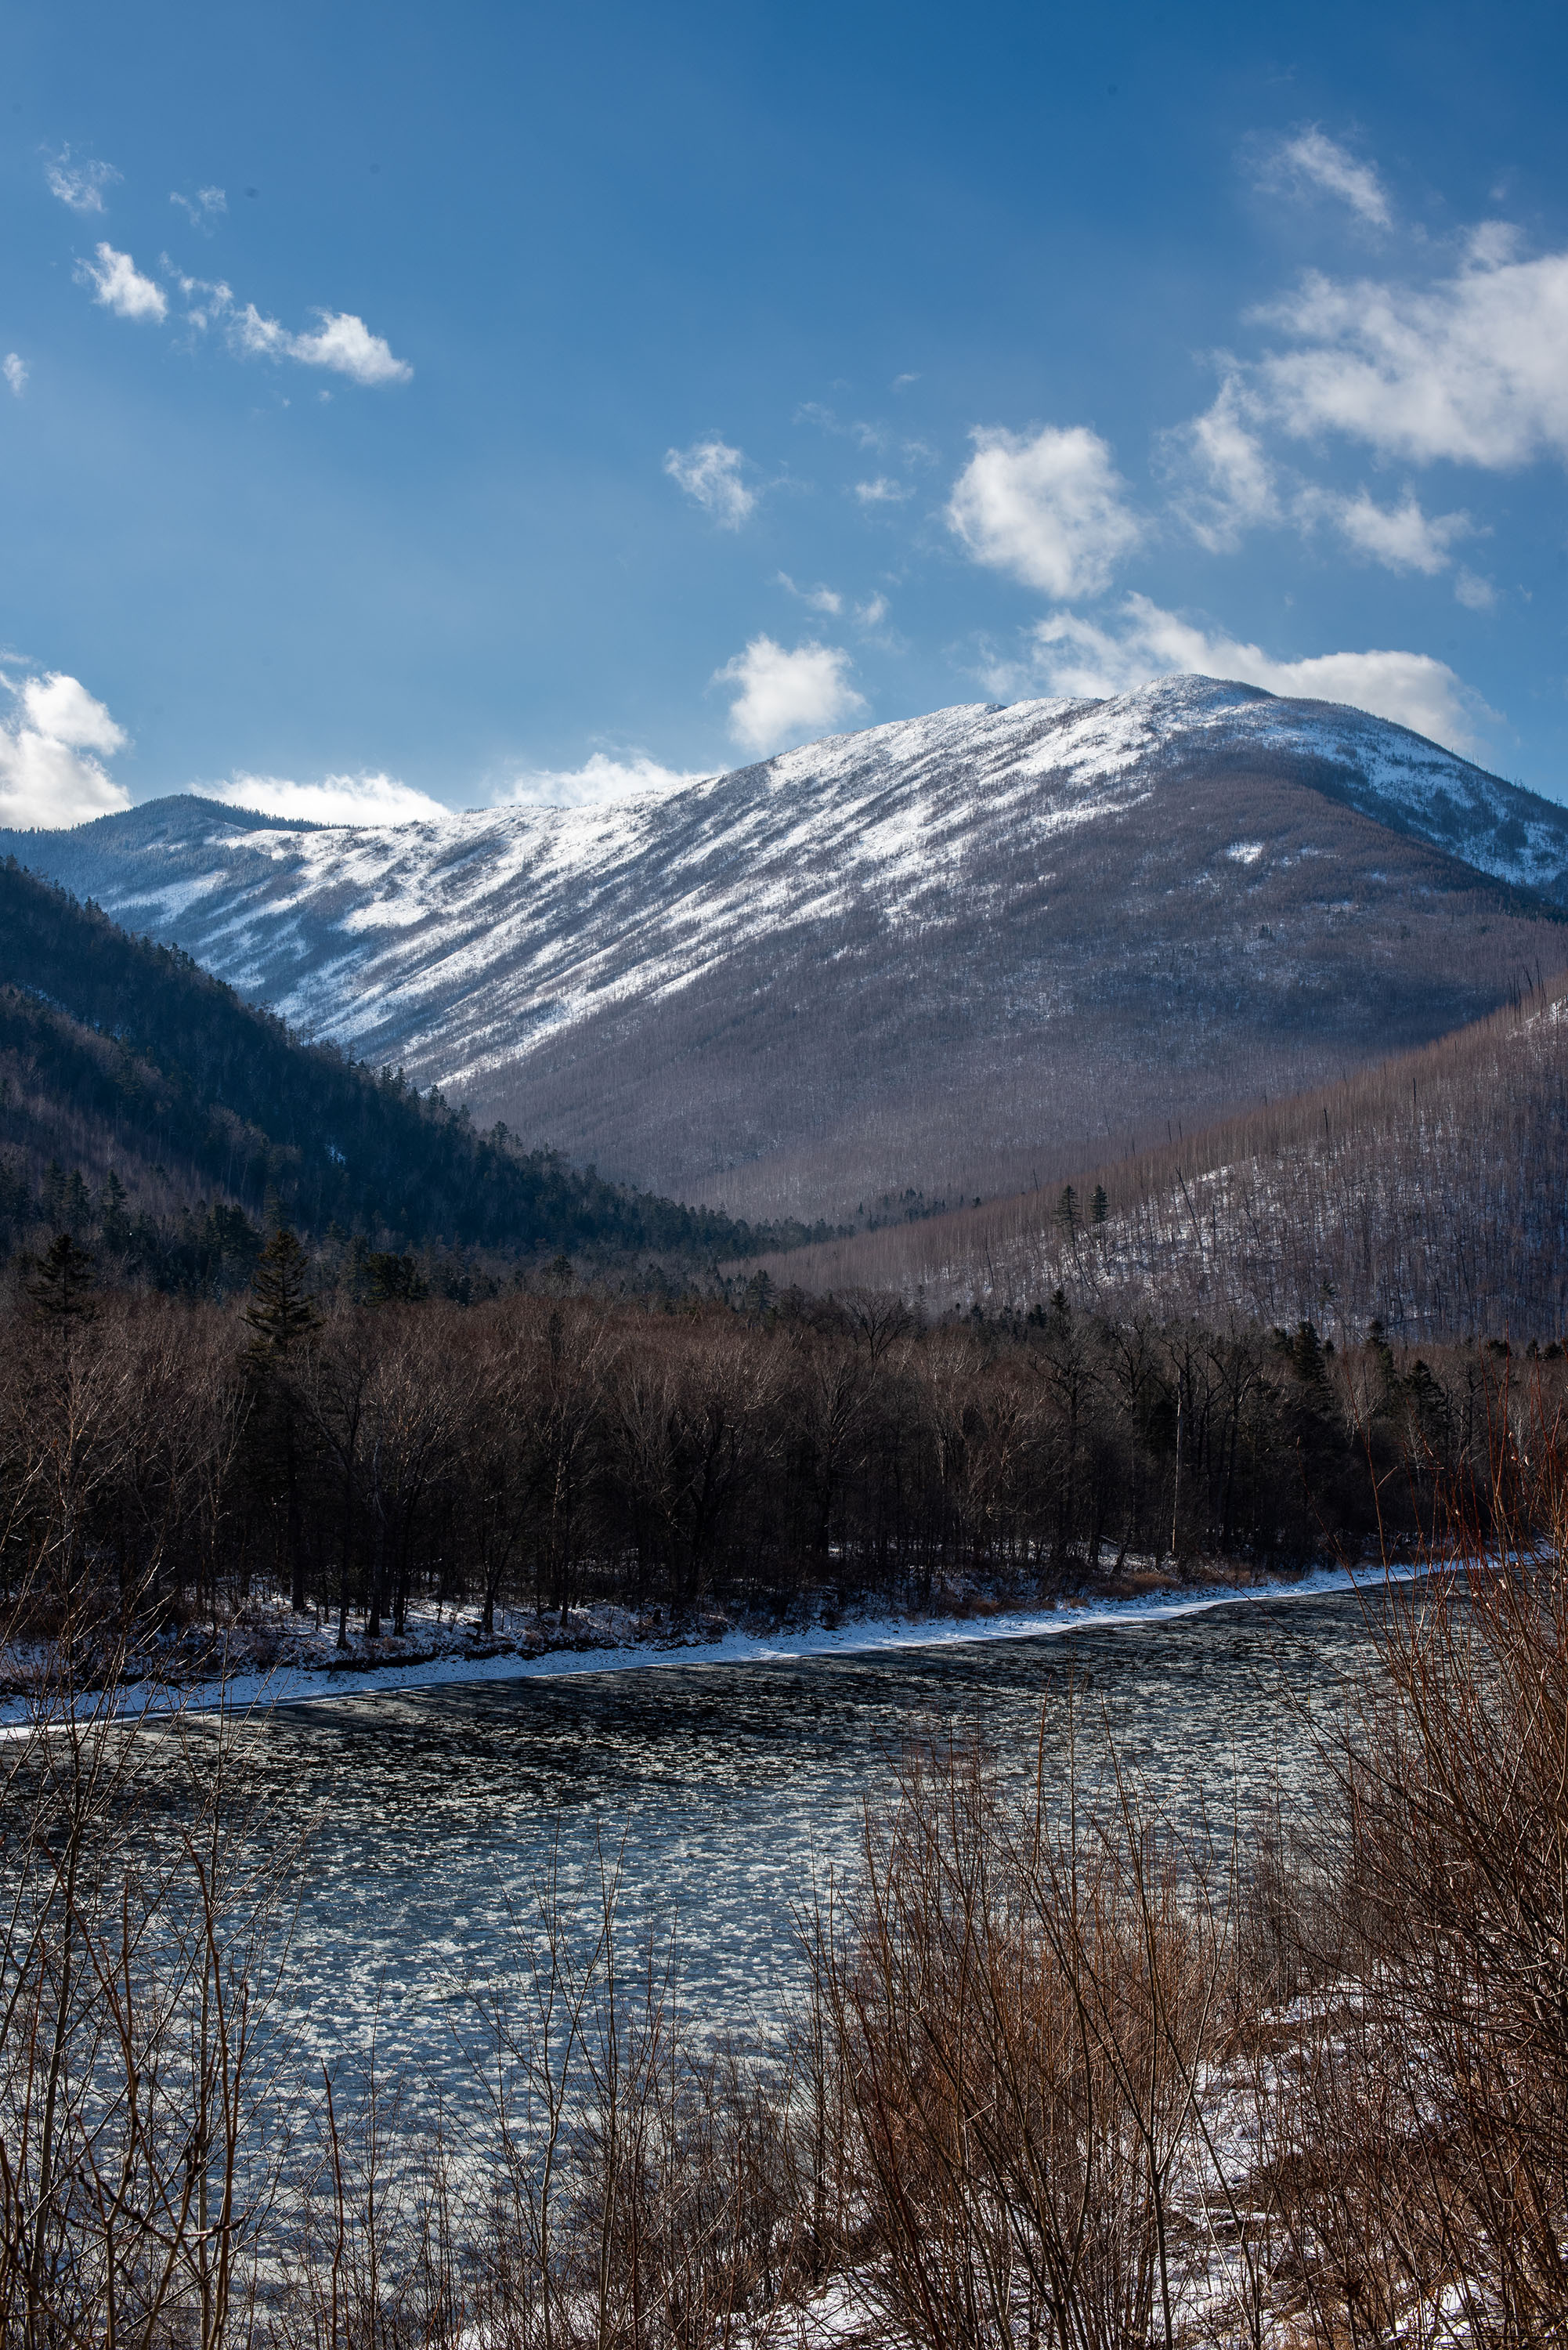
0 1559 1425 1730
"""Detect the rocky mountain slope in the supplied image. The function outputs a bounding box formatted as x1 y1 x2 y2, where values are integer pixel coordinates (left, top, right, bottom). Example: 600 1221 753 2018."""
5 675 1566 1219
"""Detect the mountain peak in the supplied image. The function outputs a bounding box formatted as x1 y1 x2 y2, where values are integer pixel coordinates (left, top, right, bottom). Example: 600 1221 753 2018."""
2 681 1563 1223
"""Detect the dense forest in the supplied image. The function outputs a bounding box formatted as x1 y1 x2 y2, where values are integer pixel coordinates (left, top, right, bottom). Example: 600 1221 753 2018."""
0 1231 1539 1665
0 858 830 1271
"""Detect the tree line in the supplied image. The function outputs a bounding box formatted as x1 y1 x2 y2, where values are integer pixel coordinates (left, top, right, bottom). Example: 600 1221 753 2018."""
0 1229 1540 1658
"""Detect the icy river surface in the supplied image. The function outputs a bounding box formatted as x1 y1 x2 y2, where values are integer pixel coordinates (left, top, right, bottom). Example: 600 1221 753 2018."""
186 1589 1384 2108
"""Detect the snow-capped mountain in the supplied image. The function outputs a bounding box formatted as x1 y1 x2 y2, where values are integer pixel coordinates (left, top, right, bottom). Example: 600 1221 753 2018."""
5 675 1566 1220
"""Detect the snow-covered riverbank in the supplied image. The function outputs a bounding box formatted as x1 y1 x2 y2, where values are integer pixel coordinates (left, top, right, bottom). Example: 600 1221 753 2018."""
0 1558 1429 1728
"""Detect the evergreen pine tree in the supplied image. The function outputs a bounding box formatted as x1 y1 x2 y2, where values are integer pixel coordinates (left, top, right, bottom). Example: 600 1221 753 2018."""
1057 1184 1080 1238
30 1232 97 1329
242 1228 320 1616
244 1227 322 1352
99 1168 132 1253
1091 1183 1108 1226
1365 1317 1400 1412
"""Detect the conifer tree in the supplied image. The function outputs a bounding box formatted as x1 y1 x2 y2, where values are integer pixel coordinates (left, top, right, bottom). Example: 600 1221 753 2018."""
1291 1318 1328 1392
98 1170 132 1254
243 1227 320 1614
364 1250 428 1304
30 1232 97 1330
1057 1184 1080 1238
1091 1183 1108 1226
244 1228 322 1353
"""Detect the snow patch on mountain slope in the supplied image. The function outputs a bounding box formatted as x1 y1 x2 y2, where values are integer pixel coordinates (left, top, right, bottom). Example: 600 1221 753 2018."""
5 676 1563 1103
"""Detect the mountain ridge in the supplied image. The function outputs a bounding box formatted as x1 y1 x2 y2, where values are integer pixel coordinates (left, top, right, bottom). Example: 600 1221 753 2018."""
5 674 1564 1220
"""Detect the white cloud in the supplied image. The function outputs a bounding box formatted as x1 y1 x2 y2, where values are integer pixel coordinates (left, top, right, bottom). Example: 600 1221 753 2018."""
170 270 235 334
76 244 168 324
0 671 131 829
1299 485 1475 573
231 304 411 385
1259 128 1392 230
1024 594 1489 755
947 424 1141 598
1164 376 1277 551
493 754 710 810
854 475 911 504
45 148 120 215
70 240 410 388
715 636 865 755
206 773 448 826
19 672 127 754
170 186 226 230
3 355 25 398
664 437 756 526
1340 492 1472 572
777 572 843 614
288 311 411 385
1255 243 1568 468
854 593 891 629
1453 568 1498 611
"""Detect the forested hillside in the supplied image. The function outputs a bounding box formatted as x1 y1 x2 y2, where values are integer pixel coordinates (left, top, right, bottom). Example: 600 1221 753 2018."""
0 859 818 1280
771 971 1568 1341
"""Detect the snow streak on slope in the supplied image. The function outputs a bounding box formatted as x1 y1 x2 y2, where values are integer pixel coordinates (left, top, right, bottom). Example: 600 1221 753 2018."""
4 674 1565 1218
10 677 1563 1079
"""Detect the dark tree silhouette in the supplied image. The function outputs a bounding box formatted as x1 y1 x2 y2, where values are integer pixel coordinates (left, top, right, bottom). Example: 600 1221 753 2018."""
29 1231 98 1329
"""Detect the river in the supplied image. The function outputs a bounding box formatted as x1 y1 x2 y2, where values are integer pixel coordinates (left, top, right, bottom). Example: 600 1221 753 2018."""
168 1586 1387 2118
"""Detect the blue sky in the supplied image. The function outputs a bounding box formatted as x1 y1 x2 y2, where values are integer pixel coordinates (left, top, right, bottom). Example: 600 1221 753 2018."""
3 0 1568 826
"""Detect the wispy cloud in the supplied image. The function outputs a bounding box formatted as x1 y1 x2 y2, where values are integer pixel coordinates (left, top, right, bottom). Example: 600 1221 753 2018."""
1162 375 1278 551
1453 569 1498 611
170 185 227 232
206 773 446 826
664 437 757 526
715 636 865 755
0 670 131 829
799 401 934 474
75 244 168 324
948 423 1142 598
72 245 411 385
1256 128 1392 230
1297 484 1476 574
796 400 886 450
2 355 26 399
777 572 844 614
854 476 912 505
45 147 120 215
